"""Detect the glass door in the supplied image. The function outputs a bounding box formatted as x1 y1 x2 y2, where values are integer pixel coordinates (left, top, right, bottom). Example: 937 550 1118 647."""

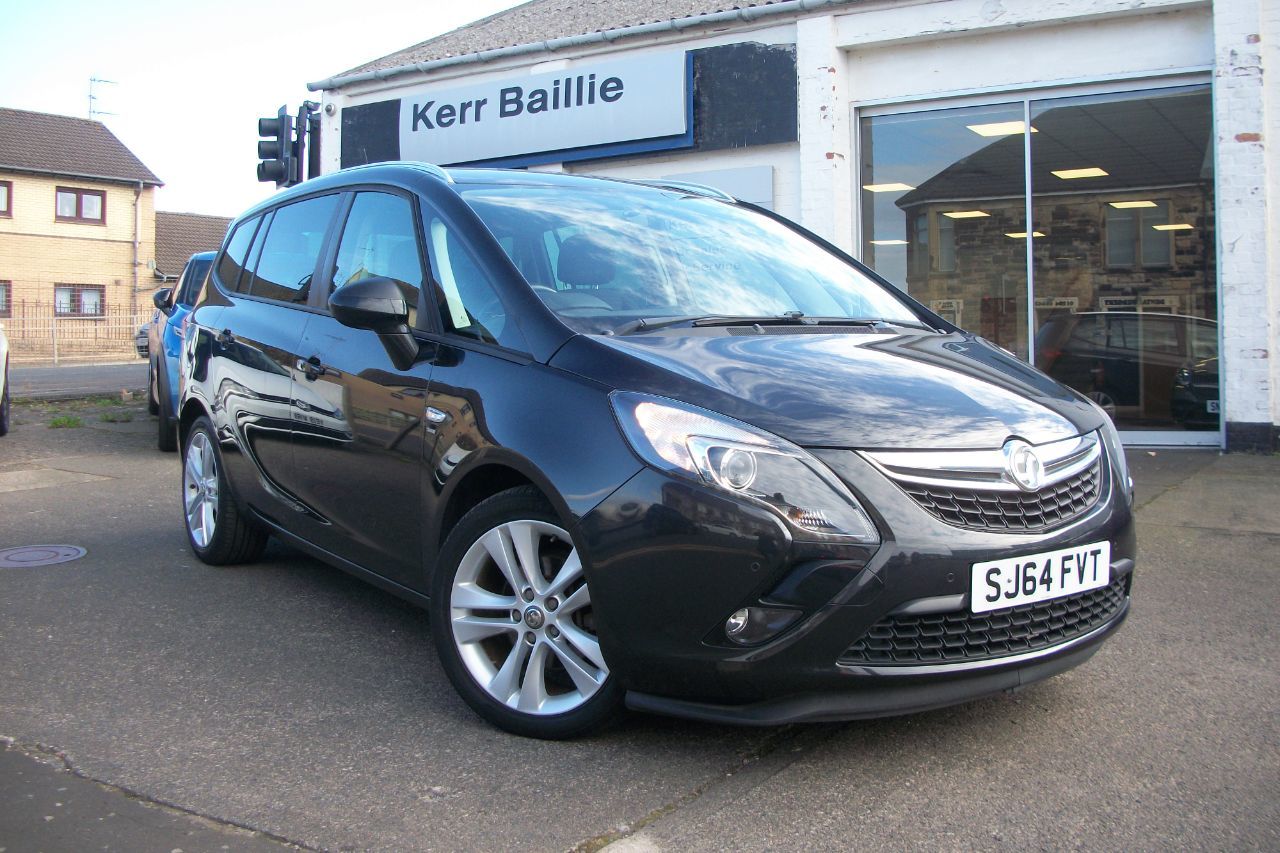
859 103 1030 359
1028 87 1217 435
856 83 1218 443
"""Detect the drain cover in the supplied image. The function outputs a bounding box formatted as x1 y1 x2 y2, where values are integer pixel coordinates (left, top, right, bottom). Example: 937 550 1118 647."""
0 545 87 568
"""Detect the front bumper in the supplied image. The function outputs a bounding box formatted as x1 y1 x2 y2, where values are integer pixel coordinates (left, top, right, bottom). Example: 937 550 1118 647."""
626 598 1127 724
578 447 1136 722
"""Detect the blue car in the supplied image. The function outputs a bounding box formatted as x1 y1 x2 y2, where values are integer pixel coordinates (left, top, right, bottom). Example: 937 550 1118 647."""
148 252 215 451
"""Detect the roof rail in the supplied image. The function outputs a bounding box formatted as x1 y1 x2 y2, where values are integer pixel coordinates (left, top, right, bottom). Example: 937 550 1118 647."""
633 179 735 202
340 160 453 183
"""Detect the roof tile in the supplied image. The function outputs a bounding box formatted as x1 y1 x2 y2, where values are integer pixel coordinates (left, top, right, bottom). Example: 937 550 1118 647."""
155 212 231 279
0 107 162 185
337 0 819 78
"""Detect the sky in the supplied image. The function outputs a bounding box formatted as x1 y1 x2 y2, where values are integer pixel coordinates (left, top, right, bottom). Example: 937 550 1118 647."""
2 0 525 217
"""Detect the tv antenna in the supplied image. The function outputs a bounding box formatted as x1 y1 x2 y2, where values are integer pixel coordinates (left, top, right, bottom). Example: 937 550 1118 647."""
89 76 117 120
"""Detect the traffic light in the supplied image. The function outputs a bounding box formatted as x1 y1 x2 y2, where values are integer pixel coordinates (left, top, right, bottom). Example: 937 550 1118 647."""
257 105 295 186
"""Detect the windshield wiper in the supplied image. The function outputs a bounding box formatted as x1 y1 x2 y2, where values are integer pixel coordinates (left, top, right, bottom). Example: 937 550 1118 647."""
610 313 934 335
608 315 711 335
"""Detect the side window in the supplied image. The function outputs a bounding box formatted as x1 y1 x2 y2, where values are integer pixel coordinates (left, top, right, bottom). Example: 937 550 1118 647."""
247 195 339 303
1191 321 1217 360
176 258 209 307
1068 315 1105 349
215 217 259 292
426 216 526 351
1140 316 1180 354
332 192 423 327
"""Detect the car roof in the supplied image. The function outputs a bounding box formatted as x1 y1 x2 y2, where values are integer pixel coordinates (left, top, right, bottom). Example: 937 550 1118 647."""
233 162 736 224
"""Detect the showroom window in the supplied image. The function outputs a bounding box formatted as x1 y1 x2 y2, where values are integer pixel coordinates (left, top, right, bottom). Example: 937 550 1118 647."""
54 284 105 316
55 187 105 223
859 85 1216 435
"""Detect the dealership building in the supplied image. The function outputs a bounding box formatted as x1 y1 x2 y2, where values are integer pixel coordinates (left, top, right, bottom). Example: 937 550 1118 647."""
307 0 1278 450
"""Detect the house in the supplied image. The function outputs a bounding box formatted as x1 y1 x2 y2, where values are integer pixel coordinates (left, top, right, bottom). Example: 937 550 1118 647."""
0 107 162 359
154 211 231 284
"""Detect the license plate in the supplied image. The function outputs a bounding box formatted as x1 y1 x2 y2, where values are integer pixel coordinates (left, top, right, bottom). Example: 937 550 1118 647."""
1206 400 1220 414
971 541 1111 614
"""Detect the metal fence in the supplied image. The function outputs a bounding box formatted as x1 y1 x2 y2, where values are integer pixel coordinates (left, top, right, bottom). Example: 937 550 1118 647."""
2 302 150 365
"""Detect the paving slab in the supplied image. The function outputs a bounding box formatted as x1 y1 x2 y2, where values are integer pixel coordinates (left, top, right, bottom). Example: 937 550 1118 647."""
0 742 291 852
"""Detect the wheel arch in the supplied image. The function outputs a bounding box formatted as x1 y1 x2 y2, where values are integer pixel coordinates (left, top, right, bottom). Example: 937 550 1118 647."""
177 397 211 451
434 456 563 554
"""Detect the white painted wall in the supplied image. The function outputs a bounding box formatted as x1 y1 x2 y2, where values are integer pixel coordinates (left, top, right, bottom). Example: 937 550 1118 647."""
319 21 798 177
1213 0 1277 439
845 7 1213 104
796 15 854 251
1264 0 1280 433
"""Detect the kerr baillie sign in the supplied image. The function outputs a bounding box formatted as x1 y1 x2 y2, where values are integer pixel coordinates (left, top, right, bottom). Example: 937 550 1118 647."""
397 53 690 165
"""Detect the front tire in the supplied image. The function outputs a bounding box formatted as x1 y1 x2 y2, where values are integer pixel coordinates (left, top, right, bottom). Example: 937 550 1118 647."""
182 416 267 565
147 359 160 415
0 359 10 437
431 486 620 739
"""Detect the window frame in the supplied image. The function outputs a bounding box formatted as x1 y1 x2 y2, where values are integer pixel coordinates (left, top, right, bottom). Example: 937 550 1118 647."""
1105 199 1174 271
326 187 431 326
53 283 106 317
55 186 106 224
242 192 343 306
0 180 11 217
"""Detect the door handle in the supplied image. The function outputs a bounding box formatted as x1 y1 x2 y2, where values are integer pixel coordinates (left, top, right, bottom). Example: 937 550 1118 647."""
296 355 327 380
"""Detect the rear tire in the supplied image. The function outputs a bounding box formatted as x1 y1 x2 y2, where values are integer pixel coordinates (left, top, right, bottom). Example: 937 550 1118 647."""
0 359 10 437
155 360 177 452
182 415 267 565
431 486 621 739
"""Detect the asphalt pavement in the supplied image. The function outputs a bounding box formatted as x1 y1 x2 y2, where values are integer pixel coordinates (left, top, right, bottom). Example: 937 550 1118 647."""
9 361 149 401
0 400 1276 851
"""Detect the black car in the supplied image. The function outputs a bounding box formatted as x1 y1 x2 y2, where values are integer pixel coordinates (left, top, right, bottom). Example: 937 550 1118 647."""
1036 311 1219 426
178 163 1135 738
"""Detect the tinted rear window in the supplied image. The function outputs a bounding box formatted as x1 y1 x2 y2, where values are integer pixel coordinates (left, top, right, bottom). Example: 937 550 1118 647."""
216 218 259 292
247 195 340 303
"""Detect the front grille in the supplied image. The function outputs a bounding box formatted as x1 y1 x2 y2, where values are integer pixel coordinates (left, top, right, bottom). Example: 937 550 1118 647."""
839 575 1129 667
902 459 1101 532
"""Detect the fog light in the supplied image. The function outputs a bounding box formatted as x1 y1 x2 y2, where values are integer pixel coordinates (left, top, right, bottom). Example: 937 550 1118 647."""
723 606 802 646
725 608 750 638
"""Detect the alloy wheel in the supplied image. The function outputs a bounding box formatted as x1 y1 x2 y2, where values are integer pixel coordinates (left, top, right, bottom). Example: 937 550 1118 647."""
183 431 219 548
450 519 607 716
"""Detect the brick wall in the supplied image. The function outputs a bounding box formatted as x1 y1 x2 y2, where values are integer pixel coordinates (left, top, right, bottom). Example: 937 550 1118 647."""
0 172 156 317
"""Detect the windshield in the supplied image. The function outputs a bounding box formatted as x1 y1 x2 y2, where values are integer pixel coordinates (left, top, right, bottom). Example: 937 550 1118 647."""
459 182 923 334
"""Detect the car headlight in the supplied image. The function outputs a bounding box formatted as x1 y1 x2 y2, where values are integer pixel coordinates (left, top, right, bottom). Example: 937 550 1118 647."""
610 391 879 543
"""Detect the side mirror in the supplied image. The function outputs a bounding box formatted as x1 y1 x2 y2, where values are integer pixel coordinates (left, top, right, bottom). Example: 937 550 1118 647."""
153 288 173 314
329 276 410 333
329 276 420 370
